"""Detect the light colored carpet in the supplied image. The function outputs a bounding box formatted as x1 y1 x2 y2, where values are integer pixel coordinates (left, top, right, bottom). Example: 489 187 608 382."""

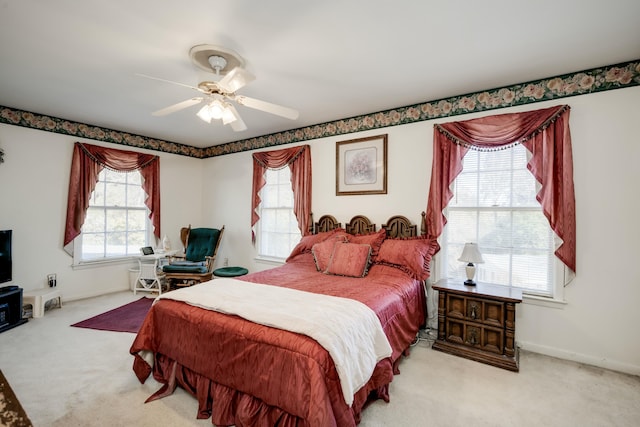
0 291 638 426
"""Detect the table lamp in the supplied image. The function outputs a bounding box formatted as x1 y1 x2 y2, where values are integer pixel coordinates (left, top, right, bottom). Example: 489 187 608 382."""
458 243 484 286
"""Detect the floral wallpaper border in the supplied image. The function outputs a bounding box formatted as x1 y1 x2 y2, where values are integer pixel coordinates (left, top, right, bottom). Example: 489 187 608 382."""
1 60 638 159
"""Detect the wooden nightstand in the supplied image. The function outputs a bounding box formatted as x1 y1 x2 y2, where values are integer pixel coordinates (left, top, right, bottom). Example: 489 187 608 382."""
432 279 522 371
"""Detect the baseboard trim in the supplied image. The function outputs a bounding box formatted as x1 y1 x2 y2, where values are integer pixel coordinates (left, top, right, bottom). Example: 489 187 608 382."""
519 340 640 376
62 287 130 303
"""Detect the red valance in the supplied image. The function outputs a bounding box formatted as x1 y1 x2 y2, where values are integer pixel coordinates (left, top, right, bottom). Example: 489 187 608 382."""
63 142 160 254
251 145 312 243
426 105 576 272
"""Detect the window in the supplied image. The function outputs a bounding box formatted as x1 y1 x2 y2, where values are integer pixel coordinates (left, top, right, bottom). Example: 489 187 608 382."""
442 144 558 297
257 167 301 259
77 169 151 262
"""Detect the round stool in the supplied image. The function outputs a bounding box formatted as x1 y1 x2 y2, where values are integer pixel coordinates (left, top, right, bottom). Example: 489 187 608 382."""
213 266 249 278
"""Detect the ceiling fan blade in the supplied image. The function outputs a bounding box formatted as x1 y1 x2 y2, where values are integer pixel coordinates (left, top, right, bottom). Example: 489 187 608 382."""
234 95 299 120
217 67 256 93
135 73 203 92
223 104 247 131
152 97 203 116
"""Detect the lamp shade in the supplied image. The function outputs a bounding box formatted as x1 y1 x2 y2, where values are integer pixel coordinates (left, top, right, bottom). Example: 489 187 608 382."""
458 243 484 264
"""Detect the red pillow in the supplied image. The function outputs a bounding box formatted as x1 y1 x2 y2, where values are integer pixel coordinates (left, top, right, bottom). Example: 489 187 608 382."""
375 237 440 280
286 228 346 262
312 234 349 271
325 242 372 278
347 228 386 260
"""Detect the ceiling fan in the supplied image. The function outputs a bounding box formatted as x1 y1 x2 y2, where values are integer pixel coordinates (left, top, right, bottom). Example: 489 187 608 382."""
138 45 299 132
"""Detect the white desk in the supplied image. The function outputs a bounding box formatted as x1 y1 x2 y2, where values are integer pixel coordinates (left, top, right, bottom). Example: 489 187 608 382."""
139 250 179 259
134 251 177 295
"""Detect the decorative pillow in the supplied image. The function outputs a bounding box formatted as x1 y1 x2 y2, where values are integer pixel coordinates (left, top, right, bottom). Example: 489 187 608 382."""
286 228 346 262
325 242 372 278
347 228 386 261
311 234 349 271
375 236 440 280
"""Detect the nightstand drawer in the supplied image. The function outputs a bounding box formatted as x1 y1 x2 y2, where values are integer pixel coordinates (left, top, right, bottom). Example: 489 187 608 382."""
445 294 505 328
445 319 504 355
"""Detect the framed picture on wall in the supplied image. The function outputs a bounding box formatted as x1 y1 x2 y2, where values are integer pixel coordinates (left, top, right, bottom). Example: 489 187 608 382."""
336 134 388 196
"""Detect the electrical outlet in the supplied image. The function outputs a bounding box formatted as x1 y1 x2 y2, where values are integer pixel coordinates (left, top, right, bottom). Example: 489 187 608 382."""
47 273 57 287
223 258 229 267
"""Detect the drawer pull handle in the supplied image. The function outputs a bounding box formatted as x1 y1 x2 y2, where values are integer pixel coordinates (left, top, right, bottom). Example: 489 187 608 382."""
470 304 478 320
467 329 478 345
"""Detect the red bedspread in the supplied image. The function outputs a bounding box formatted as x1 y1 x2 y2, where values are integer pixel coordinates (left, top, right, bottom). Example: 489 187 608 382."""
130 253 426 426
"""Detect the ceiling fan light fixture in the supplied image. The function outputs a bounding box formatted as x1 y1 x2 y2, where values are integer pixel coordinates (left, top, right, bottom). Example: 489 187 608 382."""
196 103 213 123
209 99 226 120
197 99 233 123
222 106 237 124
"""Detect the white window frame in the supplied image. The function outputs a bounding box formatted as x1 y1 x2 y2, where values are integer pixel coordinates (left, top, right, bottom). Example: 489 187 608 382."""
437 144 566 306
255 167 301 263
72 169 154 267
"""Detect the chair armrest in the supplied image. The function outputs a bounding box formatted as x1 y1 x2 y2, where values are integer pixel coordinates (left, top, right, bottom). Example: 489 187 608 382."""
205 255 216 270
168 253 186 262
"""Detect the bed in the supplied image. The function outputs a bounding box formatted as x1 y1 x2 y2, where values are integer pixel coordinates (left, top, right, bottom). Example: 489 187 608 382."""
130 213 438 426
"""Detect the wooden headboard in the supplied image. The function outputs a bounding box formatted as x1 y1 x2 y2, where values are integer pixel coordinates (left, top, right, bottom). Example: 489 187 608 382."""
309 212 426 238
310 214 342 234
345 215 376 235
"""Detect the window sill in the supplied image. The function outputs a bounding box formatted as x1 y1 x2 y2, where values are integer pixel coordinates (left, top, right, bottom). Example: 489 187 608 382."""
254 256 286 266
522 293 567 309
72 256 137 270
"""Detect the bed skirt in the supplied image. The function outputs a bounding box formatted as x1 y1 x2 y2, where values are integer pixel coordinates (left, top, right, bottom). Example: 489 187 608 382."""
134 351 399 426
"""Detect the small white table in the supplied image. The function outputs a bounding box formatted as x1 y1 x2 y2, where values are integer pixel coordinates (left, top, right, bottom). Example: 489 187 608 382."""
134 251 177 295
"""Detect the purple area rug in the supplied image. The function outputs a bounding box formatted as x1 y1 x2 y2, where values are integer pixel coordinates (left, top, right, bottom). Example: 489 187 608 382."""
71 297 154 333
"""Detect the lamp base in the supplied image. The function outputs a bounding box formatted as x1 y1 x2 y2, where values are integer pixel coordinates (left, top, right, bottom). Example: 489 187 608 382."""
464 263 477 286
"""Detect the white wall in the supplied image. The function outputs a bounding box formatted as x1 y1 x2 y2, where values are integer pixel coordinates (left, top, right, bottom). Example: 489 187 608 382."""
204 121 432 272
0 124 203 301
1 85 638 375
204 86 640 375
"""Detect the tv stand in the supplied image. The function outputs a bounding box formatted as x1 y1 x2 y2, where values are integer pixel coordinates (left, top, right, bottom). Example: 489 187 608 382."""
0 285 28 333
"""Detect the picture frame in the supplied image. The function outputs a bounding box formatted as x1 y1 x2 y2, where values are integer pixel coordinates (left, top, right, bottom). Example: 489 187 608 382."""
336 134 388 196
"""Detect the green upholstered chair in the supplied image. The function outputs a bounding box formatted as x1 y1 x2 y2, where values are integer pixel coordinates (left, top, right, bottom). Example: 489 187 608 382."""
162 225 224 287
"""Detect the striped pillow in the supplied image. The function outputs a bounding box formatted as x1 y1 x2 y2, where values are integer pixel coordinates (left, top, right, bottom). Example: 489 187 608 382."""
325 242 372 277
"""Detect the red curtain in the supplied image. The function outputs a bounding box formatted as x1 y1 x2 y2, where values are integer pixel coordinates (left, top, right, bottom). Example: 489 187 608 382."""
426 105 576 272
63 142 160 254
251 145 312 243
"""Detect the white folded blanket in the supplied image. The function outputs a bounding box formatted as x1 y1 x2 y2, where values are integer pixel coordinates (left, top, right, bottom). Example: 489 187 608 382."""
156 278 392 406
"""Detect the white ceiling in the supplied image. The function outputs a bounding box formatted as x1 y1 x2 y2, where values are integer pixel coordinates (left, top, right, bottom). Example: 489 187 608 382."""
1 0 639 149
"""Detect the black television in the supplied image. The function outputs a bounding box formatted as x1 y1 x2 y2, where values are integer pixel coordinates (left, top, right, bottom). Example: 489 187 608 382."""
0 230 12 284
